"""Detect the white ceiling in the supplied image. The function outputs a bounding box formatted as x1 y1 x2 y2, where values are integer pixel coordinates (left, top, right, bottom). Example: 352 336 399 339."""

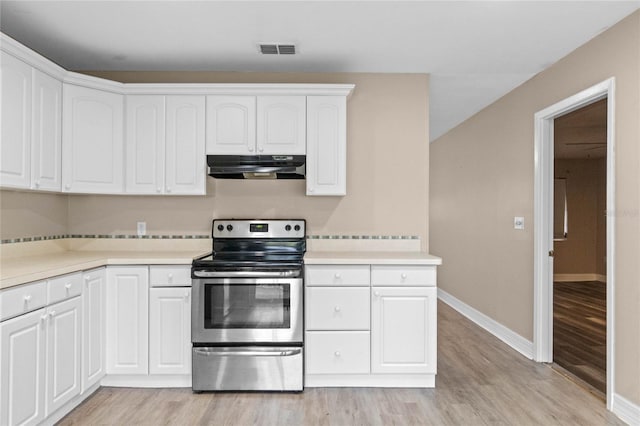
1 1 638 141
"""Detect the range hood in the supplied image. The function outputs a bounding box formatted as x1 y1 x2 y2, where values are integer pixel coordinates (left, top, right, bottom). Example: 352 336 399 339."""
207 155 306 179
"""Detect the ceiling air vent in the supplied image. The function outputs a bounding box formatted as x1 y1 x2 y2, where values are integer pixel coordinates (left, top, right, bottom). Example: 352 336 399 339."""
259 43 296 55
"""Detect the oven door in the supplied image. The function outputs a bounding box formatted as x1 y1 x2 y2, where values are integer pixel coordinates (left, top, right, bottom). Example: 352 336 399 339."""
192 276 303 344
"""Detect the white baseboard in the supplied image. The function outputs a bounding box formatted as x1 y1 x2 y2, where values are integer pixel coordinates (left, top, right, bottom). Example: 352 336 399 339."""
438 289 533 359
101 374 191 388
612 393 640 425
553 273 606 283
305 374 435 388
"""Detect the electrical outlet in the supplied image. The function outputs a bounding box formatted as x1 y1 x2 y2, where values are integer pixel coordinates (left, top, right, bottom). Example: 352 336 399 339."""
137 221 146 236
514 216 525 230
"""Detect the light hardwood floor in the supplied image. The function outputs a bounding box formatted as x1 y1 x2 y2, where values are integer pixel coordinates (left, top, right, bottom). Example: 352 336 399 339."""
58 301 623 426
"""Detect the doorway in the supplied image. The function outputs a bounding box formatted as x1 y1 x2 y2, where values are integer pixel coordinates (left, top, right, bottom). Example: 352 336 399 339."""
552 99 607 395
533 78 615 409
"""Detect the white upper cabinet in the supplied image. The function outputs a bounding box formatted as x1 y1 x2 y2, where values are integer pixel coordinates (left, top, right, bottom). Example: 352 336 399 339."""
62 84 124 194
1 52 32 189
31 69 62 192
206 96 256 155
257 96 306 155
165 96 205 195
125 95 166 194
306 96 347 196
126 95 205 195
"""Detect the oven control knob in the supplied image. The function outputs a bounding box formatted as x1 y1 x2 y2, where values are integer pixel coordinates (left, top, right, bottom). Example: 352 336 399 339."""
217 224 224 232
294 225 301 231
285 225 292 231
227 225 233 231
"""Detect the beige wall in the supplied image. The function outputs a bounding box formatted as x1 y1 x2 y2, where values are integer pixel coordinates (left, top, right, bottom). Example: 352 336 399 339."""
0 190 68 240
554 159 606 276
430 11 639 404
0 73 430 249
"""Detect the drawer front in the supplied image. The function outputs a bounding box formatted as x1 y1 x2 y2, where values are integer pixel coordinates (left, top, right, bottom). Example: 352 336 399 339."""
306 331 370 374
306 287 370 330
305 265 370 286
0 280 47 322
371 265 436 287
48 272 83 304
149 265 191 287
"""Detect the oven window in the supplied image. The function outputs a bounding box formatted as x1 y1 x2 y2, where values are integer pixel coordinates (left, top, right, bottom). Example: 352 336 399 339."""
204 283 291 329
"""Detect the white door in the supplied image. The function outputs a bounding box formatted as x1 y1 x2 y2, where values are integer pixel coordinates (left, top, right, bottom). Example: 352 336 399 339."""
106 267 149 375
0 308 47 426
371 287 437 374
257 96 306 155
306 96 347 196
149 287 191 375
125 95 166 194
0 52 32 189
206 96 256 155
62 84 124 193
165 96 205 195
82 268 106 392
45 297 82 416
31 69 62 192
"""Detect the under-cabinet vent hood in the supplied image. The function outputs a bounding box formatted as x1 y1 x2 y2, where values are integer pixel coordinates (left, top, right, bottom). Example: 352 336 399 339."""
207 155 306 180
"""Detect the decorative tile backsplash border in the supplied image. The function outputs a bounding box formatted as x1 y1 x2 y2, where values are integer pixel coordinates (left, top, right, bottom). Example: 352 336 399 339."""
307 235 420 240
1 233 420 244
0 234 210 244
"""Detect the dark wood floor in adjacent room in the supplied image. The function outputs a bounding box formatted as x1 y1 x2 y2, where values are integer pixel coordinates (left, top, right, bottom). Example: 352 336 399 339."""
58 301 622 426
553 281 607 395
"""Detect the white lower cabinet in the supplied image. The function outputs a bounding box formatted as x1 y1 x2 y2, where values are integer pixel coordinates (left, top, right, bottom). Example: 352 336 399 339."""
305 263 438 387
45 296 82 416
371 286 437 374
82 268 106 392
149 287 191 375
306 331 370 374
106 266 149 375
0 308 47 426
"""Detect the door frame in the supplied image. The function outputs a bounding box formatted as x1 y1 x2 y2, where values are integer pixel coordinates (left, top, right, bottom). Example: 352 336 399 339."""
533 78 615 409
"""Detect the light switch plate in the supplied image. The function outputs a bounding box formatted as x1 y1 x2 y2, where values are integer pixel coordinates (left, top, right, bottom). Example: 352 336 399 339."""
137 221 146 236
514 216 525 230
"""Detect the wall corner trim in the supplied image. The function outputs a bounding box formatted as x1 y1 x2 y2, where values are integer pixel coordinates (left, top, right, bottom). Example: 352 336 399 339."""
438 288 533 360
612 393 640 425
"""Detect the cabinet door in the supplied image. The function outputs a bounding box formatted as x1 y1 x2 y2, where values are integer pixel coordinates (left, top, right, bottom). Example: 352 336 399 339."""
82 268 106 392
31 69 62 192
206 96 256 155
371 287 436 374
257 96 306 155
149 287 191 375
165 96 205 195
0 52 32 189
306 96 346 196
125 95 166 194
62 84 124 193
45 297 82 416
106 267 149 375
0 308 46 426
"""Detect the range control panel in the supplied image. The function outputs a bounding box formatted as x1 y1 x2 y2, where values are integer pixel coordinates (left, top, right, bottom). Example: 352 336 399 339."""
212 219 305 239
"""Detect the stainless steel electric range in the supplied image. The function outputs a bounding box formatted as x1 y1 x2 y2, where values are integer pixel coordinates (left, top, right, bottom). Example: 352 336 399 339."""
191 219 305 392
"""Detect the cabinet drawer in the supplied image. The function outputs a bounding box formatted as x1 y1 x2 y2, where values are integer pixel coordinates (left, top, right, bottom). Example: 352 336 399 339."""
48 272 83 304
149 265 191 287
371 265 436 287
305 265 370 286
306 331 370 374
0 280 47 322
306 287 370 330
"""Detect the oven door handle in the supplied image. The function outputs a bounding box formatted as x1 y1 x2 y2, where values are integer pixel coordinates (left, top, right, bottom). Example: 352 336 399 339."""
192 270 299 278
194 348 302 357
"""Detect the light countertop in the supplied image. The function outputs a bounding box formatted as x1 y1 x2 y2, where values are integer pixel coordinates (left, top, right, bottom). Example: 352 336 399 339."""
0 250 207 290
1 248 442 290
304 251 442 265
